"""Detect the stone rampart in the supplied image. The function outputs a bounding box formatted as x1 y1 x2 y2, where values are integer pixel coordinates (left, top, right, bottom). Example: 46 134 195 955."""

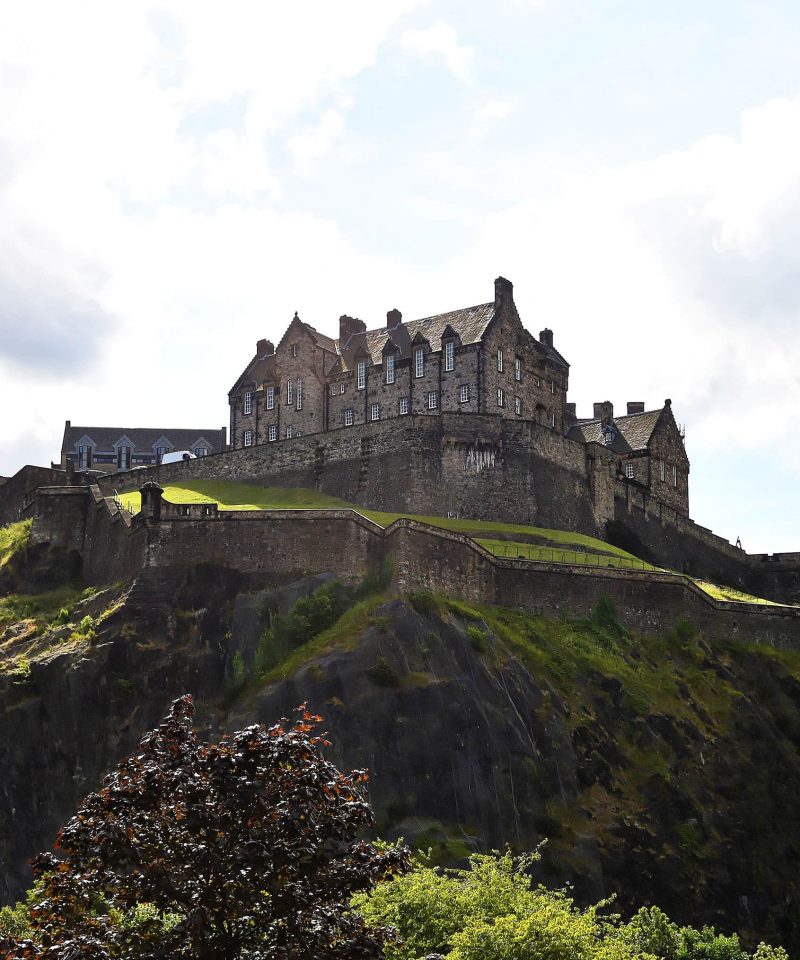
0 466 70 527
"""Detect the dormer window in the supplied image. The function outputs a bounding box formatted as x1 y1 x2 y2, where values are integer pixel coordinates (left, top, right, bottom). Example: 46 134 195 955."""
444 340 454 372
357 361 366 389
414 347 424 378
386 354 395 384
78 445 92 469
244 391 252 415
602 426 615 445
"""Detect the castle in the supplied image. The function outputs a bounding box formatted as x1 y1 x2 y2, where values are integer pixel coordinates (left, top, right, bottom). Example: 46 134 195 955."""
228 276 690 519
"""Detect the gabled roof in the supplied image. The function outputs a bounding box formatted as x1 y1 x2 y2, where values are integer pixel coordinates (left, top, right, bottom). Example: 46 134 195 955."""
569 408 663 452
62 426 226 455
539 341 569 369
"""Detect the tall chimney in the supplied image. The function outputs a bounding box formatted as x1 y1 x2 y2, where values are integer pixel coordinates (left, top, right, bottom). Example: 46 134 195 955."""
386 308 402 329
626 401 645 415
593 401 614 423
539 328 554 348
338 315 367 342
256 339 274 356
494 276 513 306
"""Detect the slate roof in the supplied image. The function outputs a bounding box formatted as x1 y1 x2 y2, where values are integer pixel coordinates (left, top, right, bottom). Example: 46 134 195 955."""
62 425 226 455
569 408 663 452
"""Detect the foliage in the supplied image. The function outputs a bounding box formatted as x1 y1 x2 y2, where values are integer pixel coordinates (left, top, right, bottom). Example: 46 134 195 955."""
0 520 32 569
367 655 399 686
466 626 489 653
1 696 410 960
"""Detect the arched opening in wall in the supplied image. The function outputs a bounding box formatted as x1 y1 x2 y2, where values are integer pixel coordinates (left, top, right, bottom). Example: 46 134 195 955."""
535 403 547 425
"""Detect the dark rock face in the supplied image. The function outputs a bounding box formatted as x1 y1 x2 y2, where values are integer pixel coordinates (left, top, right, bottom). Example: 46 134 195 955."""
3 568 800 952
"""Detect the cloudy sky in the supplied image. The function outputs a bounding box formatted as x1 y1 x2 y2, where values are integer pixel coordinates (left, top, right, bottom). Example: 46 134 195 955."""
1 1 799 552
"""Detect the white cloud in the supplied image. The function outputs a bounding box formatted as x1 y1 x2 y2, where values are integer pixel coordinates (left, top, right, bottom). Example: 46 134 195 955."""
400 20 475 82
288 108 348 177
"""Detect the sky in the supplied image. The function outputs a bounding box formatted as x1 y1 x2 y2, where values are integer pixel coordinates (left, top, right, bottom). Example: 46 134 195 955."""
1 1 799 552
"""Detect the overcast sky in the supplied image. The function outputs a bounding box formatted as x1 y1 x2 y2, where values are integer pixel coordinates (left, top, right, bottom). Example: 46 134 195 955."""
1 1 799 552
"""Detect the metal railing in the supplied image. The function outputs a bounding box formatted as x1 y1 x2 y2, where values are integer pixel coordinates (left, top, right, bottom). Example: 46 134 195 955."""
487 542 654 570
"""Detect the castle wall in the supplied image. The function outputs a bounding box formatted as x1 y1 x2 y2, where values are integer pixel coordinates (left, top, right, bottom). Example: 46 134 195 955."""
0 466 69 528
82 488 148 585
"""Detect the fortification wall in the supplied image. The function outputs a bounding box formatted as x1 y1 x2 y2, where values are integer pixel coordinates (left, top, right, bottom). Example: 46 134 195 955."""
82 488 148 585
0 466 69 527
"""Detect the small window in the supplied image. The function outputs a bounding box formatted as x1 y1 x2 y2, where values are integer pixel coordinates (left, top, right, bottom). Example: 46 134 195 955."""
296 378 302 411
78 445 92 468
534 376 541 387
287 380 293 405
156 445 167 463
497 388 504 407
459 384 469 403
386 354 395 384
550 380 555 394
444 340 454 372
414 347 424 378
340 383 345 394
286 425 293 439
399 397 409 415
660 461 666 482
625 463 634 479
497 349 504 372
268 425 277 442
244 391 252 415
673 465 678 487
243 430 253 447
515 397 522 416
357 361 366 390
330 384 337 397
427 391 438 410
371 403 380 421
344 409 354 426
515 357 522 382
266 386 275 410
194 447 209 457
117 446 131 470
550 411 556 428
292 344 298 357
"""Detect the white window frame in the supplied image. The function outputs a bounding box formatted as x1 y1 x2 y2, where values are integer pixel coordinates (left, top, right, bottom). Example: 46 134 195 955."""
550 380 555 394
497 387 504 407
444 340 454 372
515 356 522 382
266 386 275 410
340 383 345 394
459 384 469 403
292 344 298 357
243 430 253 447
497 349 503 372
660 461 666 482
414 347 424 378
625 463 635 479
673 465 678 487
386 353 395 384
427 391 438 410
515 396 522 416
296 378 302 411
344 409 354 426
399 397 409 415
286 425 293 439
287 380 293 405
370 403 380 421
268 425 277 442
330 385 337 397
357 361 366 390
194 447 208 458
550 411 556 428
244 391 252 415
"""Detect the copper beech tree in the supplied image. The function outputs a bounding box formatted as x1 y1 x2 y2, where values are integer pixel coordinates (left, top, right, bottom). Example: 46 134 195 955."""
1 696 409 960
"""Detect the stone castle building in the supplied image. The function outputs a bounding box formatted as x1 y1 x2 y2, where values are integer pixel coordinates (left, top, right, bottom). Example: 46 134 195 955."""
229 276 689 516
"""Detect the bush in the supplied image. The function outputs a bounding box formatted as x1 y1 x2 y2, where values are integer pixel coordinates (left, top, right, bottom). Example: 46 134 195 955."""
466 626 488 654
367 655 399 687
409 591 438 614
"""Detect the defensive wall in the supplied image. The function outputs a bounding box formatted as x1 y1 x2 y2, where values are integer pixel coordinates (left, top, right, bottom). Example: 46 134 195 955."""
20 483 800 647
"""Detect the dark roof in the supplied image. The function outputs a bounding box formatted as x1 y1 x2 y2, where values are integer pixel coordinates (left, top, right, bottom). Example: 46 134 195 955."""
62 425 226 455
569 408 663 452
539 341 569 369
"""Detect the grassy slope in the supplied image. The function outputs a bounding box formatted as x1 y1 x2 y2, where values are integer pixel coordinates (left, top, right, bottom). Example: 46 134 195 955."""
0 520 32 569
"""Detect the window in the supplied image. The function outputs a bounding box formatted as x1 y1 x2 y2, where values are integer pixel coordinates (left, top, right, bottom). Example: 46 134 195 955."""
534 376 541 387
427 391 438 410
330 385 337 397
296 378 302 410
515 397 522 416
292 344 298 357
625 463 635 479
459 384 469 403
344 409 354 426
357 361 366 389
286 425 293 439
287 380 293 405
371 403 380 421
515 356 522 382
340 383 345 394
117 447 131 470
386 353 395 384
268 425 277 442
244 391 252 415
266 386 275 410
550 411 556 428
156 445 167 463
243 430 253 448
78 445 92 469
194 446 209 458
550 380 555 394
444 340 454 372
497 388 504 407
497 349 504 372
673 465 678 487
660 461 666 482
414 347 424 378
400 397 410 415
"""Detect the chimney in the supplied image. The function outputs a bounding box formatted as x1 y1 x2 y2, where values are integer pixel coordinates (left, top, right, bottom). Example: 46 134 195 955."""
494 276 513 306
593 401 614 423
626 401 645 415
256 339 274 356
565 402 576 418
539 328 554 348
338 315 367 342
386 308 402 329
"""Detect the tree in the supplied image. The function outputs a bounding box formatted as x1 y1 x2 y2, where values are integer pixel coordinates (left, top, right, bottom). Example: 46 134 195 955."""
1 696 409 960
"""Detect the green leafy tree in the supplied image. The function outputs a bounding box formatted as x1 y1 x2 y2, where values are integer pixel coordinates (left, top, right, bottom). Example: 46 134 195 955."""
1 696 409 959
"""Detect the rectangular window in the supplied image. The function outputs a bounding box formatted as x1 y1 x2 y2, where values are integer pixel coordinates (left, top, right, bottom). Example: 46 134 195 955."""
196 447 209 457
371 403 380 421
534 376 541 387
625 463 635 479
344 409 354 426
330 384 337 397
427 391 438 410
515 397 522 416
266 386 275 410
117 447 131 470
660 462 666 482
386 354 395 384
244 391 252 415
340 383 345 394
673 465 678 487
550 411 556 428
515 357 522 381
497 348 504 372
292 344 298 357
243 430 253 447
444 340 454 372
459 384 469 403
287 380 293 405
414 347 424 378
357 361 366 389
296 378 302 410
497 388 504 407
156 445 167 463
399 397 409 415
78 445 92 468
268 425 277 442
550 380 555 394
286 425 293 439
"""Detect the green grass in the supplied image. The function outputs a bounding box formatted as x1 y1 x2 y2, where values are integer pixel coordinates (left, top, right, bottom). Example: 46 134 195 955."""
691 580 784 606
0 520 32 569
474 538 661 571
0 587 89 632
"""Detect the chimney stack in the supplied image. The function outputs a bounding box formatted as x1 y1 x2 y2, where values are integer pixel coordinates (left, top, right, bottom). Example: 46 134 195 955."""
626 401 645 415
494 276 513 306
593 401 614 423
338 315 367 342
256 339 274 356
539 328 554 348
386 308 402 329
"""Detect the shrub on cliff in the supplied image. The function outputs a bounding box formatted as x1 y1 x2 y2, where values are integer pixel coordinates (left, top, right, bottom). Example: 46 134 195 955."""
0 696 409 960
